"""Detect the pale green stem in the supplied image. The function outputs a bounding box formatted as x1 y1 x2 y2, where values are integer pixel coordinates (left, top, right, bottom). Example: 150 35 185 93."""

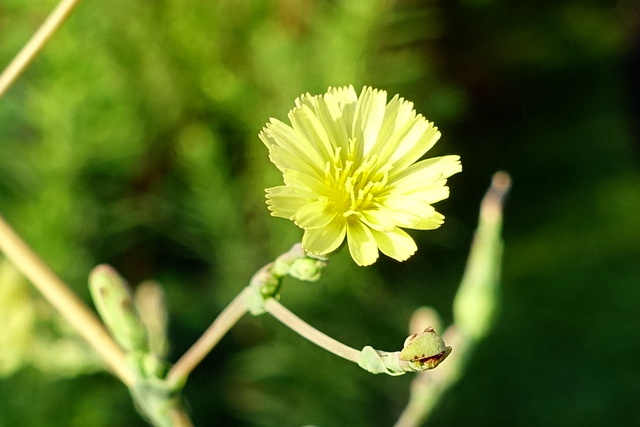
394 171 511 427
0 215 135 387
393 376 442 427
171 407 195 427
0 0 82 98
166 287 252 388
264 298 362 363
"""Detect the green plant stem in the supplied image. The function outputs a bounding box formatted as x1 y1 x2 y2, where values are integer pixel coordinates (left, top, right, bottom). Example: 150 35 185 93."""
0 215 135 386
171 406 195 427
394 171 511 427
264 297 362 363
0 0 82 98
166 287 252 388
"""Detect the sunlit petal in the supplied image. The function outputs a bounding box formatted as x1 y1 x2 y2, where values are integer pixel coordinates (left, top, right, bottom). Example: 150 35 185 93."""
346 220 379 266
372 228 417 262
265 186 308 219
390 155 462 182
302 220 346 255
260 120 324 173
352 87 387 156
294 200 338 229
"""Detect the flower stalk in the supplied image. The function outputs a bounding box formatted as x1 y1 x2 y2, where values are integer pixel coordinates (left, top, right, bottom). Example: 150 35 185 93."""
166 286 252 388
265 297 451 375
263 297 362 363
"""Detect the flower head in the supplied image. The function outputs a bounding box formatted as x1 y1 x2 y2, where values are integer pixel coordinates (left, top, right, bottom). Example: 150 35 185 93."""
260 86 461 266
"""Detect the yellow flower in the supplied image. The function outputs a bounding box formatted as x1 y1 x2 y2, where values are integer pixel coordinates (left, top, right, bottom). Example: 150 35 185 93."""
260 86 461 266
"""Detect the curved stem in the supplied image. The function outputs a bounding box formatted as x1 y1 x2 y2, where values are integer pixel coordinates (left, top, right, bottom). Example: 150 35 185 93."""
0 215 134 386
0 0 82 98
171 406 195 427
166 287 252 387
264 298 361 363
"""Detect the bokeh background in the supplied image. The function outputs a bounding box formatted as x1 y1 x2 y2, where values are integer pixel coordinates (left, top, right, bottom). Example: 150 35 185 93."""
1 0 639 425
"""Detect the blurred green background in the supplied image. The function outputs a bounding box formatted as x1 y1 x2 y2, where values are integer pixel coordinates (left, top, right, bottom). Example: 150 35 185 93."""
1 0 639 425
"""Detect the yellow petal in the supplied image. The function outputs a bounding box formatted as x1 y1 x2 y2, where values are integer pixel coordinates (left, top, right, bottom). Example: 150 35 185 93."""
388 121 440 171
374 115 439 172
374 94 416 150
393 185 451 205
294 201 338 229
289 104 335 161
381 195 436 216
283 170 331 198
261 119 325 172
372 228 417 262
302 219 346 255
307 91 352 151
390 155 462 182
346 220 379 266
411 213 445 230
268 145 320 177
371 205 440 231
352 87 387 155
265 186 308 219
361 208 400 232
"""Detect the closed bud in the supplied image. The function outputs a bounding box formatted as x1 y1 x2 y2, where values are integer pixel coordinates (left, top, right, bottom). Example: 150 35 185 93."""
135 281 169 358
89 265 149 353
288 257 326 282
399 327 451 370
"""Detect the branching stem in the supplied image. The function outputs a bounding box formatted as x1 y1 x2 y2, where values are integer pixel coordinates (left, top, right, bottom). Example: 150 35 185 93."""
167 287 252 387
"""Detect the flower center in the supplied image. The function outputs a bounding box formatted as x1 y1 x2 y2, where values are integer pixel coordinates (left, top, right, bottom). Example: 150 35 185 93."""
323 139 388 219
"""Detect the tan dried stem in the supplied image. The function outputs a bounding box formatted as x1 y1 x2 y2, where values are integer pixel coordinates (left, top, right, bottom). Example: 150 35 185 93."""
0 0 82 98
0 215 134 386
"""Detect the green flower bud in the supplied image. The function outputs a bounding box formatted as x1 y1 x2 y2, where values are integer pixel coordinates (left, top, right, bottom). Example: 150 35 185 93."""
399 327 451 370
258 270 282 299
246 267 282 315
89 265 149 353
288 257 326 282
